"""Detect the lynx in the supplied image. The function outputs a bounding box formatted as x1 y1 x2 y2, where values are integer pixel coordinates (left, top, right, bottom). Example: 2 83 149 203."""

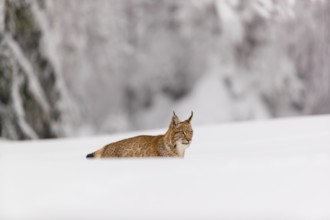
86 112 193 158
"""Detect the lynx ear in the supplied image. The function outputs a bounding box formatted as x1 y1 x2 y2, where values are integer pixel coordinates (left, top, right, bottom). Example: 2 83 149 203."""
186 111 193 123
172 111 180 127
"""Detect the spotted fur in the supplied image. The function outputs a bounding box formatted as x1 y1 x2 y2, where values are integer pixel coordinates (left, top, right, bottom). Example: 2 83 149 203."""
86 112 193 158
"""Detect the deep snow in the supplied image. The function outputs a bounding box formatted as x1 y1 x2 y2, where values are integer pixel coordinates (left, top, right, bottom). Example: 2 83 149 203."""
0 115 330 220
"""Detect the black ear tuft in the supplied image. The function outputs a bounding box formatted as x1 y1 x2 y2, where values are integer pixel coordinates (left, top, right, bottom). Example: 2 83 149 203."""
186 111 193 123
171 112 180 126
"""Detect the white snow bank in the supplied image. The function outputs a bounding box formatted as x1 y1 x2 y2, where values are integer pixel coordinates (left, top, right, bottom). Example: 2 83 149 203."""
0 115 330 220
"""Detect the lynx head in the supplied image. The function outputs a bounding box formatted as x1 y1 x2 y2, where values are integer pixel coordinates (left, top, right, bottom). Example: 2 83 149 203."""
168 111 194 157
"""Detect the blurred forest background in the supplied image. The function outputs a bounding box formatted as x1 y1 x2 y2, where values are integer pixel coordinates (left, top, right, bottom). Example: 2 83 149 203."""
0 0 329 140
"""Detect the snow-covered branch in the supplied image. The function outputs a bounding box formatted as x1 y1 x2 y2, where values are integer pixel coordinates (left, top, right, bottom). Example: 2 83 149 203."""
11 62 39 139
5 34 51 117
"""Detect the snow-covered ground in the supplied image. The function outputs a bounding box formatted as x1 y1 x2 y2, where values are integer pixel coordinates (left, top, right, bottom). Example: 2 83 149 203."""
0 115 330 220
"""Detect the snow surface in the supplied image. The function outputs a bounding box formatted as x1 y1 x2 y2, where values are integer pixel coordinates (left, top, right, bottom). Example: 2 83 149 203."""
0 115 330 220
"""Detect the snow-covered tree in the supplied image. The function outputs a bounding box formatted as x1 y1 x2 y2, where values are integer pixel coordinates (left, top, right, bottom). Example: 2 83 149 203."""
0 0 64 139
1 0 329 139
